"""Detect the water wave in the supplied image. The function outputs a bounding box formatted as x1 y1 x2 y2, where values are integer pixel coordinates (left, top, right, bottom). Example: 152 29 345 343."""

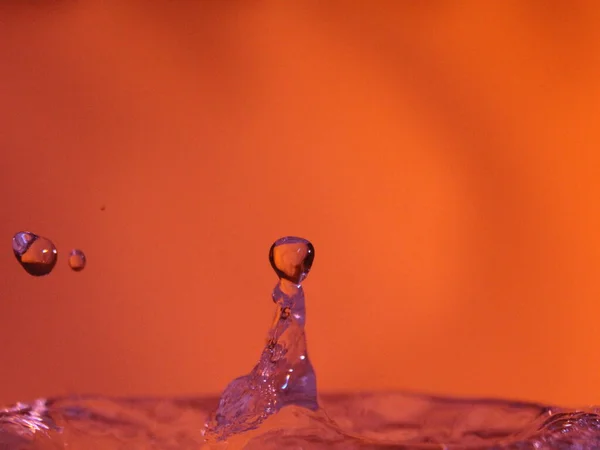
1 391 599 449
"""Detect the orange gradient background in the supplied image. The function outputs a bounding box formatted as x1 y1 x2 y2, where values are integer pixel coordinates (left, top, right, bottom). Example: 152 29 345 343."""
0 1 599 407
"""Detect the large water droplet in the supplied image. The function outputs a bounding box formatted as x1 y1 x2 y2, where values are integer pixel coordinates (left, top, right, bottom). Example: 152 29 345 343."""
268 236 314 284
12 231 58 277
68 249 86 272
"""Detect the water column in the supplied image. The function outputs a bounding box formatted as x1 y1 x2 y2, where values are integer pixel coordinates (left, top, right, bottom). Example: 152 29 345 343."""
203 236 318 441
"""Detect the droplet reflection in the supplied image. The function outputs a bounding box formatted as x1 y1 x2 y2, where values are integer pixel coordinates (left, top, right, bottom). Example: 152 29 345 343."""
12 231 58 277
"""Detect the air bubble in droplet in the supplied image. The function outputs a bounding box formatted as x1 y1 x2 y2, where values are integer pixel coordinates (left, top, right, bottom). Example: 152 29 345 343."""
12 231 58 277
268 236 314 284
68 249 86 272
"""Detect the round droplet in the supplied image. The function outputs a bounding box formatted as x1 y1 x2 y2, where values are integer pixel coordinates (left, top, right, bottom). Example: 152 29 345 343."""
12 231 58 277
269 236 314 284
68 249 86 272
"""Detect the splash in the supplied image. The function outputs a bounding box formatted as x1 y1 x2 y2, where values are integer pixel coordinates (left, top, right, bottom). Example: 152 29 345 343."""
203 236 318 441
1 235 600 449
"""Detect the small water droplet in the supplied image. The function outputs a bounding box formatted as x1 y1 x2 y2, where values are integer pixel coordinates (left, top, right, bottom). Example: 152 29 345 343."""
68 249 86 272
12 231 58 277
269 236 314 284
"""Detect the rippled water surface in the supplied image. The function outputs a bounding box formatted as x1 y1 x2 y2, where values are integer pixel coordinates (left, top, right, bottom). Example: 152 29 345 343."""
1 391 600 449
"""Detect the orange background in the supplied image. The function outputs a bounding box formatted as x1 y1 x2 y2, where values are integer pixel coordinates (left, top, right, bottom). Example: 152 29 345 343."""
0 1 599 407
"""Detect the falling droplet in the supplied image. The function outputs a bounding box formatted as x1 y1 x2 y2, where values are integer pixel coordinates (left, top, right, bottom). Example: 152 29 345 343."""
12 231 58 277
68 249 86 272
269 236 315 284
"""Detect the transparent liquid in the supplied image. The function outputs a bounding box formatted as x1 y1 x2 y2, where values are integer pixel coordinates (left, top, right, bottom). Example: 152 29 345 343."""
1 391 599 449
12 231 58 277
5 236 599 448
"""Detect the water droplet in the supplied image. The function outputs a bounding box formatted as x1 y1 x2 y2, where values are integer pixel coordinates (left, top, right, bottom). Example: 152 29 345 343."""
68 249 86 272
268 236 314 284
12 231 58 277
